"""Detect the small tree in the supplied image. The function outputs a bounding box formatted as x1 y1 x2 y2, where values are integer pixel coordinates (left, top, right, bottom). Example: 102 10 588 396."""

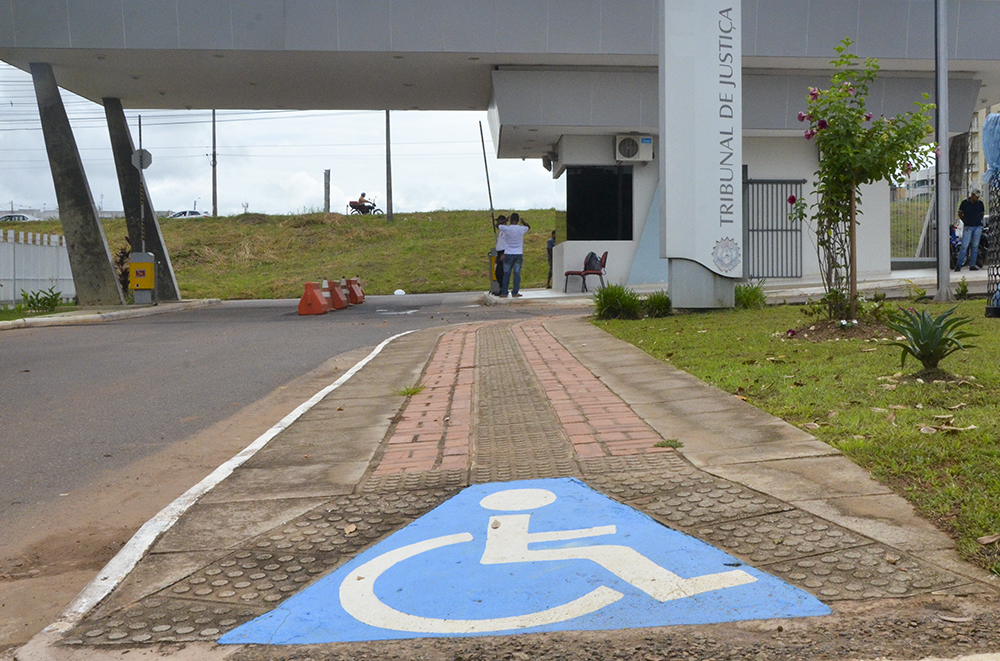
790 39 935 320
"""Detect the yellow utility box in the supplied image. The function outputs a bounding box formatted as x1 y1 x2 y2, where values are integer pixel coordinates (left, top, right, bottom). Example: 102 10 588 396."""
129 252 156 305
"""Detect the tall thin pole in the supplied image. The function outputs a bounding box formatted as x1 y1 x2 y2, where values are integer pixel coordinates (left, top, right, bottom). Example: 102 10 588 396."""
211 109 218 217
385 110 393 223
479 121 496 233
139 114 145 253
934 0 954 301
324 169 331 213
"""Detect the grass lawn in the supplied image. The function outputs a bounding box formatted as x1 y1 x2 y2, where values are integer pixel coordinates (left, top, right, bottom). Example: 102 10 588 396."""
597 299 1000 576
0 305 78 322
3 209 567 300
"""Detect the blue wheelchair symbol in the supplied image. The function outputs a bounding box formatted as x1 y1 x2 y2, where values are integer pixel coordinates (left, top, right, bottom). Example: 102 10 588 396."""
221 478 830 644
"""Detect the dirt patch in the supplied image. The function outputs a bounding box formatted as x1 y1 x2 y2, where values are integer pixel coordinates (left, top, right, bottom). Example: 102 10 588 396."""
0 526 130 581
231 593 1000 661
787 319 893 342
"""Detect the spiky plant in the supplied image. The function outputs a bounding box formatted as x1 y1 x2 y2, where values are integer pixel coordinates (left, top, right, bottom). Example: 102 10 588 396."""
885 307 977 371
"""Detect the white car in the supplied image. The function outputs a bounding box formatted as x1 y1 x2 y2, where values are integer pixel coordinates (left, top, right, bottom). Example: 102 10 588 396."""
167 210 209 218
0 213 41 222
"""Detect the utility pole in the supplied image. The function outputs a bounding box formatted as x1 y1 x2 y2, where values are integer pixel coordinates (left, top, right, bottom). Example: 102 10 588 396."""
324 170 331 213
933 0 954 301
385 110 393 223
212 109 218 217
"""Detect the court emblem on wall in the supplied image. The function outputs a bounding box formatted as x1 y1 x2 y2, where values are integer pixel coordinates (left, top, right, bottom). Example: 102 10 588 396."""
712 238 741 273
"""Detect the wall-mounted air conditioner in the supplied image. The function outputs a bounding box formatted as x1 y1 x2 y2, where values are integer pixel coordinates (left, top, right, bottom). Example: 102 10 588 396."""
615 135 654 162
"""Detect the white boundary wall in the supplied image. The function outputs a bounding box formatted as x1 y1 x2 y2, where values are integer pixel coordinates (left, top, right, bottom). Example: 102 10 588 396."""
0 230 75 304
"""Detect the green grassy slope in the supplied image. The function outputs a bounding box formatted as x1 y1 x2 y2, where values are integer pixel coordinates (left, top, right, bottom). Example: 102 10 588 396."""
1 209 567 299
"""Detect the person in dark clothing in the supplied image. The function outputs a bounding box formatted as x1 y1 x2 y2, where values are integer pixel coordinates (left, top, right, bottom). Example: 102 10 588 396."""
955 188 986 271
493 215 508 286
546 230 556 288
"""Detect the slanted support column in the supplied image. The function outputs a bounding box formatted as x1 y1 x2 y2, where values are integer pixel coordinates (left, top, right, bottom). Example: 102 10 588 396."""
660 2 742 308
30 63 124 306
104 97 181 302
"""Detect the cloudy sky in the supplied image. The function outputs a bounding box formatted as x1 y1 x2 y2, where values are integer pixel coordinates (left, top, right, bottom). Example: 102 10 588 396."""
0 62 565 217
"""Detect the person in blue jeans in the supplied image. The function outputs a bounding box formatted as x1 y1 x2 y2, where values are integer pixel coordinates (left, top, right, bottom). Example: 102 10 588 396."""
955 188 986 272
498 212 530 297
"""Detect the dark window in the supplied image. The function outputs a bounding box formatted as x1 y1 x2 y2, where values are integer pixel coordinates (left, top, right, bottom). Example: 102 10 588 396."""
566 166 633 241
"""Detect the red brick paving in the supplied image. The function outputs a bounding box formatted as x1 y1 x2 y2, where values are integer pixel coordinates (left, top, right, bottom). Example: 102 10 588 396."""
512 319 669 458
373 318 670 475
373 323 478 475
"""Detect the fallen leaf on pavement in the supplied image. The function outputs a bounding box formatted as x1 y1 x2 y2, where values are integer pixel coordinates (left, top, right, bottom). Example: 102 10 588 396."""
938 614 974 623
976 534 1000 545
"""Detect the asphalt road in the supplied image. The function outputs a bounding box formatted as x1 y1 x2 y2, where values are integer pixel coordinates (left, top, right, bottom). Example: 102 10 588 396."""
0 294 577 521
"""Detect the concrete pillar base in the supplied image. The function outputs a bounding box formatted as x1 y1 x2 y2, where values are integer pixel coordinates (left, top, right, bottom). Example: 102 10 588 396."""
31 62 124 306
668 259 735 309
104 97 181 302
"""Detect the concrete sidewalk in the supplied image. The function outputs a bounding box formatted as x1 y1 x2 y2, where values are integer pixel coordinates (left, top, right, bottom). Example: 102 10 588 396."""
15 315 1000 661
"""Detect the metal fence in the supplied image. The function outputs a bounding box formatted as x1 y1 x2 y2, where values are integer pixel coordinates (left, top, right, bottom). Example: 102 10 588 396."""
0 230 76 304
891 184 966 262
742 178 805 280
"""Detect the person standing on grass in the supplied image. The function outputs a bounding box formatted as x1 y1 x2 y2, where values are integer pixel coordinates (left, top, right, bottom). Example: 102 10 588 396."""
955 187 986 272
499 212 530 297
546 230 556 288
493 215 508 287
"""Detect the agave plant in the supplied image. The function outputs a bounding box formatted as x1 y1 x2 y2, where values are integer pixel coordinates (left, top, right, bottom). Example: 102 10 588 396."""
885 307 977 371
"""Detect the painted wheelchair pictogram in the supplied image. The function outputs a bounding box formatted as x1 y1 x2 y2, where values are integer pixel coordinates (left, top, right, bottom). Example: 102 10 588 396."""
339 488 757 634
220 478 831 644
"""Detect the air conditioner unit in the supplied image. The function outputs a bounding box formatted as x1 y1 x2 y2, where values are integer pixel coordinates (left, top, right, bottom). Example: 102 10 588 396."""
615 135 654 162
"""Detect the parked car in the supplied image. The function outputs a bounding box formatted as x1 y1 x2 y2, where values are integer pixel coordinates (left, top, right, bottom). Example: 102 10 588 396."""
0 213 41 222
167 210 209 218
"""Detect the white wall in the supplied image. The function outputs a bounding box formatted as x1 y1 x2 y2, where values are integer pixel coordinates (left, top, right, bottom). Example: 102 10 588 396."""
551 143 659 291
743 136 891 284
0 230 75 304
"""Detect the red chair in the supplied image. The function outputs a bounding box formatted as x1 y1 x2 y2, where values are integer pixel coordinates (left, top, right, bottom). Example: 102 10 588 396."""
564 251 607 292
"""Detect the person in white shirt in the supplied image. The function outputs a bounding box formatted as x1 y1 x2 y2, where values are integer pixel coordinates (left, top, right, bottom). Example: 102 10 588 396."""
498 212 530 297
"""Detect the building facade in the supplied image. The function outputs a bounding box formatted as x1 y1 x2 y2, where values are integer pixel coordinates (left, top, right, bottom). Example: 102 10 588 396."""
2 0 999 305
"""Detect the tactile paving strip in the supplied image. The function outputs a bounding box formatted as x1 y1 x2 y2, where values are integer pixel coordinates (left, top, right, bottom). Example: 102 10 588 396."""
66 489 459 645
471 324 580 482
579 461 966 601
766 546 961 600
62 599 266 646
362 468 468 492
693 510 869 564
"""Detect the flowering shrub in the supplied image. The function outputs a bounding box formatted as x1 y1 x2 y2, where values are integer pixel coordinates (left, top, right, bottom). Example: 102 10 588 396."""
792 39 935 320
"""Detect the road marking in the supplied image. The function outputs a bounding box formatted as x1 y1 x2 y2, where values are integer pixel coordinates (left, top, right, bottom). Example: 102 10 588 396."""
221 478 831 644
40 331 414 634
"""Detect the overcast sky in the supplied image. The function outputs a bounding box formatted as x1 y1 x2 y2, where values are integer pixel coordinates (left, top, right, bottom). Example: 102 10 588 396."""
0 62 566 216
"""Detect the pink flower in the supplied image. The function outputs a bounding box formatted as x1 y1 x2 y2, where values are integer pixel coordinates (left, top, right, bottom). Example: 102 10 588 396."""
788 195 797 205
797 111 807 122
848 87 855 95
864 112 873 121
786 329 797 337
809 87 820 101
817 119 829 130
804 129 816 140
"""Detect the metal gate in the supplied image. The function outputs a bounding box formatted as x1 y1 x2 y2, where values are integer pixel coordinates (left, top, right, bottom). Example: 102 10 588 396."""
742 178 805 279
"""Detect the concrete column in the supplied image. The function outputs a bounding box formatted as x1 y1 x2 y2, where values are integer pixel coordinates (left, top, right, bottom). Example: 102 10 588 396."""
659 2 741 308
30 62 124 306
104 97 182 301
